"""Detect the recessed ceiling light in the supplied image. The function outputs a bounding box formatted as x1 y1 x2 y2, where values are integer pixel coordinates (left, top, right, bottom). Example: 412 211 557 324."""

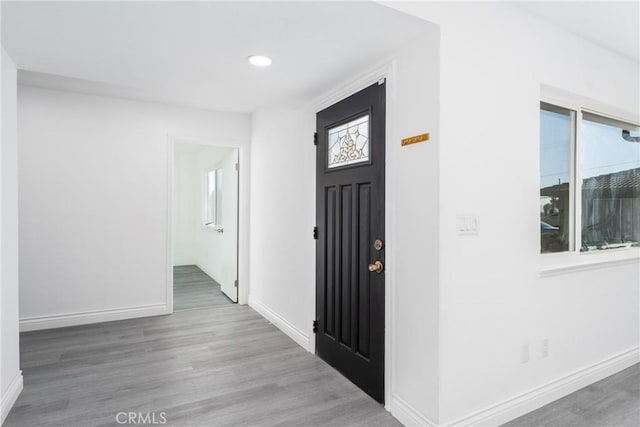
248 55 272 67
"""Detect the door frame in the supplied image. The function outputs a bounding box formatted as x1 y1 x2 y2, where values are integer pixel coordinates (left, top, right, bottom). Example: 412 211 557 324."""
166 135 250 312
311 61 396 407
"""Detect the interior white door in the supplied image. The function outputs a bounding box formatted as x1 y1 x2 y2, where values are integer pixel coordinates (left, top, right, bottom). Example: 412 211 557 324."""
219 148 239 302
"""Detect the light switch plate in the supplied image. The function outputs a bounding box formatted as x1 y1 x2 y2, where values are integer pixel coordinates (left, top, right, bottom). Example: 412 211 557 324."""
456 214 479 235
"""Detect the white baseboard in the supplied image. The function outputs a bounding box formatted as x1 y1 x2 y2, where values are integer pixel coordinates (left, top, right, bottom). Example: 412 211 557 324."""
249 298 313 353
447 347 640 427
1 371 23 424
386 393 437 427
19 304 170 332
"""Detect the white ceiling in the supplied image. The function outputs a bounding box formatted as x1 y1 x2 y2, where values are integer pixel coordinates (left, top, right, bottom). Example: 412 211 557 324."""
3 2 637 114
1 1 431 113
515 1 639 62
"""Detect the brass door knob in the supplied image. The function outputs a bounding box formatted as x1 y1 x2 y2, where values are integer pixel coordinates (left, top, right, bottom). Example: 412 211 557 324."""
368 261 384 273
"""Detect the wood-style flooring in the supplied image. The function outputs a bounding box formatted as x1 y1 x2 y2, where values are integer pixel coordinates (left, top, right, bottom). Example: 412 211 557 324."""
5 277 638 426
503 363 639 427
5 305 399 427
173 265 232 311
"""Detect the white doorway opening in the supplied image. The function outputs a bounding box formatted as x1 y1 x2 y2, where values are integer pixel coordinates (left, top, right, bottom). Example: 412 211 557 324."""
171 142 240 310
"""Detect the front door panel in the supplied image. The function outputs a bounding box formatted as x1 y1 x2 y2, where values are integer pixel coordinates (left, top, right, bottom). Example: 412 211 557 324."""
316 82 385 403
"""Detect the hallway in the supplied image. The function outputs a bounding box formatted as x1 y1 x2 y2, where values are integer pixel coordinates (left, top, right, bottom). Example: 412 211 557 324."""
5 305 399 426
174 265 232 311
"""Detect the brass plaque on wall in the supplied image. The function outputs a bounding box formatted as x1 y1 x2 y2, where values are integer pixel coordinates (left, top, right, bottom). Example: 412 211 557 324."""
401 133 429 147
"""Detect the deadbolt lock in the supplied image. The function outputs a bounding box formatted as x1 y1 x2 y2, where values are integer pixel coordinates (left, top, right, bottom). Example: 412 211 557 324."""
374 239 384 251
368 261 384 274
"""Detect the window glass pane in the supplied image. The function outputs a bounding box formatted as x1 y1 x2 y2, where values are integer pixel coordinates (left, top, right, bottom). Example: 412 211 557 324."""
205 170 217 225
581 115 640 251
328 114 369 169
215 168 223 226
540 102 574 253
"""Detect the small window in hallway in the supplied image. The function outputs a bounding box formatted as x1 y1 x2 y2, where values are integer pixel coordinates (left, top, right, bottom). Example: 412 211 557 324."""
205 168 223 226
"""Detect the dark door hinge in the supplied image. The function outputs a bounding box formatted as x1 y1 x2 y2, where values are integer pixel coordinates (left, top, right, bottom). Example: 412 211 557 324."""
313 132 318 146
313 320 318 333
313 226 318 240
234 279 238 288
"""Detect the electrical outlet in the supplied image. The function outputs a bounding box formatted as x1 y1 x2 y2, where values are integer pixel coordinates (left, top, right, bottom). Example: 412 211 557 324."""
541 339 549 358
521 344 530 364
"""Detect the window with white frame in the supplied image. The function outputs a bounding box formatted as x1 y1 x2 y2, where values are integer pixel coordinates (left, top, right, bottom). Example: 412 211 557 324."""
540 102 640 254
205 168 223 227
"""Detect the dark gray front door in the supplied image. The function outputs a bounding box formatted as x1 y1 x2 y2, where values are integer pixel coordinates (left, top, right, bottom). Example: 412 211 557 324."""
315 82 386 403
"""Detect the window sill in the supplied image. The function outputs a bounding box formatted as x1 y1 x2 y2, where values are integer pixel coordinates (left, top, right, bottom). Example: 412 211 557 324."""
540 247 640 278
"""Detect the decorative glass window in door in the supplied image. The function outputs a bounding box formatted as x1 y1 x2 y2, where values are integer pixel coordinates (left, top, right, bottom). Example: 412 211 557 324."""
328 114 370 168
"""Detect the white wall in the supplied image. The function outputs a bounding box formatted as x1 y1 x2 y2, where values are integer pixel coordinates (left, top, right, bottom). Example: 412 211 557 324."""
173 144 238 297
18 86 250 330
249 108 316 351
385 32 440 422
1 47 22 423
384 2 640 425
173 149 199 266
